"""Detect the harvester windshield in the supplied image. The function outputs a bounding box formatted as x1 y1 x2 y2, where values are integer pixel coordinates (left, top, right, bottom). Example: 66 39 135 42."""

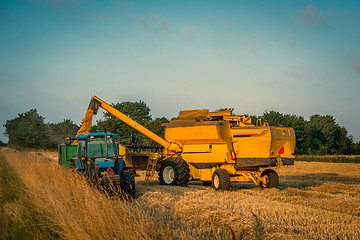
87 137 116 158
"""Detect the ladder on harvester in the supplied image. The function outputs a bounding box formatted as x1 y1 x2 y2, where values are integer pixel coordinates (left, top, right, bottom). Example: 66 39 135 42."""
145 153 161 181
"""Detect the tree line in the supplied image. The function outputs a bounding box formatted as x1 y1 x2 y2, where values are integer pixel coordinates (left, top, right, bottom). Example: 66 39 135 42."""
3 102 360 155
3 109 79 149
3 101 168 150
254 111 359 155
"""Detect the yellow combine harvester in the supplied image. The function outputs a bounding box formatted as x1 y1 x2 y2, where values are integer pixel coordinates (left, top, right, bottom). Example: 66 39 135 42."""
77 96 296 190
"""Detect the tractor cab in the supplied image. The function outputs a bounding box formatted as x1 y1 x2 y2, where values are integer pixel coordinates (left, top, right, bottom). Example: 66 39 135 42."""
74 132 122 175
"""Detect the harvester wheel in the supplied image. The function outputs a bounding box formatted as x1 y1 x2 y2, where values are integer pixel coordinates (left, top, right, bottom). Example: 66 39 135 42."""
121 169 135 198
212 169 231 190
159 157 190 186
260 169 279 188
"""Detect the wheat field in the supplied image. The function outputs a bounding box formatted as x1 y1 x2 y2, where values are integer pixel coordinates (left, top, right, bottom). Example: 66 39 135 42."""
1 147 359 239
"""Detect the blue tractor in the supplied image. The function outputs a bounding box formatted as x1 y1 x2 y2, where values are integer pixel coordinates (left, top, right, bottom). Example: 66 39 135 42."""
60 132 135 198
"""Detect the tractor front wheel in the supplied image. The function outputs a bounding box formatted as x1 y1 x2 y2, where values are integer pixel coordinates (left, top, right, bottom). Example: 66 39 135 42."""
121 169 135 198
159 157 190 186
212 169 231 190
259 169 279 188
69 162 76 170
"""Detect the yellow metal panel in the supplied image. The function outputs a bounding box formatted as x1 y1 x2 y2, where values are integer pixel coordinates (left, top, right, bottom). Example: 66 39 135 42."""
178 109 208 119
188 164 200 180
230 176 252 183
118 144 127 156
232 127 272 158
182 152 227 163
166 125 220 142
181 144 229 164
189 168 213 181
270 127 296 158
183 144 210 153
234 138 271 158
212 144 228 154
199 168 212 181
207 110 232 117
220 164 237 175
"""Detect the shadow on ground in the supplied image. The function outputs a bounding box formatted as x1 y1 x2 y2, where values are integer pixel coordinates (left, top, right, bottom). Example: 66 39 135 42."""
280 173 360 188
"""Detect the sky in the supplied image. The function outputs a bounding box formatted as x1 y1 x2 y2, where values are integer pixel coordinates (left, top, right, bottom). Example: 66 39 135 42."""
0 0 360 143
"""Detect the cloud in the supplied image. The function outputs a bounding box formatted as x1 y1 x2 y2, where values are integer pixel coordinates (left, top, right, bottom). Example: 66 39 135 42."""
288 67 318 80
132 15 149 30
182 25 202 36
151 13 168 31
0 71 25 83
352 54 360 73
300 4 326 26
251 42 262 54
328 7 358 24
132 13 168 32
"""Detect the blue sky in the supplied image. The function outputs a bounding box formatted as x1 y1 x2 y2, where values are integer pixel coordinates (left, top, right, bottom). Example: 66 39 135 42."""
1 0 360 143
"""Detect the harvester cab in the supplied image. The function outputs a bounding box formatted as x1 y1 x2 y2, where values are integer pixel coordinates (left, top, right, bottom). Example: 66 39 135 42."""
60 132 135 197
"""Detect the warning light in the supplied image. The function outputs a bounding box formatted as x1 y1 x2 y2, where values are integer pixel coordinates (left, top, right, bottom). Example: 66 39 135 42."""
278 147 284 154
230 150 236 160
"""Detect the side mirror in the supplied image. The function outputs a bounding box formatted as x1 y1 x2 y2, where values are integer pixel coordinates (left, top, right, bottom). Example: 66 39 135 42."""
65 137 72 146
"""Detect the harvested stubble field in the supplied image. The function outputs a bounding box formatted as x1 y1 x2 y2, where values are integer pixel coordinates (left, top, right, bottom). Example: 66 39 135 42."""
0 147 359 240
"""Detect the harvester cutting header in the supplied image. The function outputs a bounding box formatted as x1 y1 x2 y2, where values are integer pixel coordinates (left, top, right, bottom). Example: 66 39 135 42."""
63 96 296 190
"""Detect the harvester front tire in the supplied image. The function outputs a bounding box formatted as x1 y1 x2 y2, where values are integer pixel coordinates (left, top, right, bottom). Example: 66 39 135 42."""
212 169 231 191
260 169 279 189
121 169 135 198
159 157 190 186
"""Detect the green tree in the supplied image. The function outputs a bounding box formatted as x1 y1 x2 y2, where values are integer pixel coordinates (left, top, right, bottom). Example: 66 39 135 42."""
94 101 152 137
350 141 360 154
144 117 169 138
4 109 47 148
261 111 286 127
93 101 169 147
309 114 352 154
46 119 79 147
0 140 6 146
216 108 235 114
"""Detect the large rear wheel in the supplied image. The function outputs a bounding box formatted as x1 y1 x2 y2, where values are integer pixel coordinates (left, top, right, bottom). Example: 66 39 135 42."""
159 157 190 186
121 169 135 198
212 169 231 190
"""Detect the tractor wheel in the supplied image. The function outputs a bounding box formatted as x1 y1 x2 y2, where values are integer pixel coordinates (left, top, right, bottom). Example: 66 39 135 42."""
212 169 231 191
121 169 135 198
159 157 190 186
260 169 279 189
69 162 75 170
